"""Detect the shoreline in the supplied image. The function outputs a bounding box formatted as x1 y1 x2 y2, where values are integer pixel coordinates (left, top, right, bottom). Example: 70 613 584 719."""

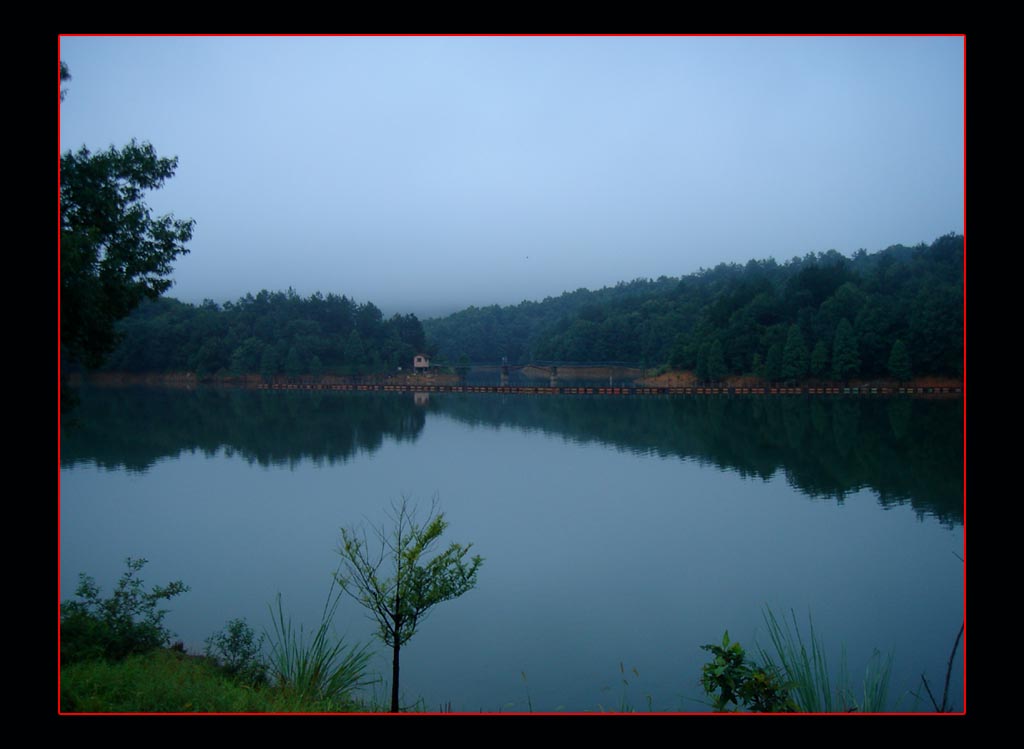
69 370 962 398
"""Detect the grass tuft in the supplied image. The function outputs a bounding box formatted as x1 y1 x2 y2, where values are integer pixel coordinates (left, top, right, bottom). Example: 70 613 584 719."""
757 606 894 713
265 576 376 706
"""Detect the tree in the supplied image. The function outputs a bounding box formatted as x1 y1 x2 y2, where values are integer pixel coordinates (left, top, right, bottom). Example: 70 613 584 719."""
707 339 728 383
60 63 194 408
832 319 861 382
887 339 912 382
810 340 829 379
345 329 366 369
764 343 783 383
260 345 279 383
781 324 809 384
284 346 303 379
60 557 189 666
59 61 71 101
61 141 194 369
335 497 483 712
695 341 710 382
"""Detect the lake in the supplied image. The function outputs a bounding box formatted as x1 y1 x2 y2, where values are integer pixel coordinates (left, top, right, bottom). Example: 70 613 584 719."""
59 385 964 712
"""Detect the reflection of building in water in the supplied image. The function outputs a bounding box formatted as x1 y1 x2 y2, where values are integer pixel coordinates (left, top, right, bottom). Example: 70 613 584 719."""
414 392 430 406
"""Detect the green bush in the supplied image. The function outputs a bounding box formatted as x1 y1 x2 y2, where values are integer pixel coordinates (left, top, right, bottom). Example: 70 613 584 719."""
204 618 268 686
701 630 796 712
61 557 189 666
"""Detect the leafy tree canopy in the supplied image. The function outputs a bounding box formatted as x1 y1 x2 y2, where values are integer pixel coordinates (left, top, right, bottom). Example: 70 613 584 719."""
61 139 195 371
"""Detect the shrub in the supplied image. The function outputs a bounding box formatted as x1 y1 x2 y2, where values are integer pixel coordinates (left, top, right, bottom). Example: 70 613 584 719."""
204 618 268 686
61 557 190 666
700 630 796 712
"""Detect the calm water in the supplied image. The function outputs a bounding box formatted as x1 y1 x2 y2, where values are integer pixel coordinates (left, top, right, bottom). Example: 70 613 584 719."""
60 386 964 712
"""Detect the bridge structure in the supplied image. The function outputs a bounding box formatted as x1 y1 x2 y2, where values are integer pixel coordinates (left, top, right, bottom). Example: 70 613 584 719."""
257 381 961 398
465 360 647 386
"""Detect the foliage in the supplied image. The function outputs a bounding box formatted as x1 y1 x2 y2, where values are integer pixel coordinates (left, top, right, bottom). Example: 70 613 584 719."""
59 61 71 101
706 340 727 383
757 607 893 713
60 62 194 409
264 580 375 705
420 234 961 381
61 140 195 371
336 496 483 712
782 324 810 383
102 290 427 377
60 648 370 713
60 558 190 666
810 339 829 378
888 339 912 382
103 234 963 382
831 319 861 381
700 631 796 712
763 342 783 382
695 341 710 382
204 618 267 686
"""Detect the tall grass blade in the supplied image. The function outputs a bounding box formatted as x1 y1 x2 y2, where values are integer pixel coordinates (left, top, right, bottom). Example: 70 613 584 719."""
860 649 894 713
757 606 893 713
265 575 375 706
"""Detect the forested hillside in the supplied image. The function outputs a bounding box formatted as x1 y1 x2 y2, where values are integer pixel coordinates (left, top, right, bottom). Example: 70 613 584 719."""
101 290 427 378
425 233 963 381
97 233 962 383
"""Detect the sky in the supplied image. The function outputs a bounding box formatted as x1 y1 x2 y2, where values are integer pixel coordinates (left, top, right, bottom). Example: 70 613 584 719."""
58 35 964 319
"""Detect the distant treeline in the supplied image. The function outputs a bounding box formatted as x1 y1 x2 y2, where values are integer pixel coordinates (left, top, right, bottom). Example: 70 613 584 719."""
101 233 962 381
101 290 427 378
424 233 963 381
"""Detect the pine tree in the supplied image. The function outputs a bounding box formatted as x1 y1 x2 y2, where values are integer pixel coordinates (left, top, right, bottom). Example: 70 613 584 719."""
764 343 783 383
707 340 727 383
887 339 912 382
810 340 829 379
782 325 810 383
832 319 861 381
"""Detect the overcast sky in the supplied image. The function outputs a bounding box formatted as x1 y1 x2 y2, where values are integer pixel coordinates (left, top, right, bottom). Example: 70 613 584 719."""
59 35 964 319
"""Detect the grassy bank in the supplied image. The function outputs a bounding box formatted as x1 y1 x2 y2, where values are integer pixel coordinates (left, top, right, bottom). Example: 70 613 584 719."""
61 648 373 713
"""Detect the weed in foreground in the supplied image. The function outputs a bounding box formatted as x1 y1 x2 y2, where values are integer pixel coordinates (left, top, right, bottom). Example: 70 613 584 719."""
265 576 376 706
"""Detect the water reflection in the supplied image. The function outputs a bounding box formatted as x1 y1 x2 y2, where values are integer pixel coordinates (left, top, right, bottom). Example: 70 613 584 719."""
62 386 962 525
428 394 962 526
61 386 426 472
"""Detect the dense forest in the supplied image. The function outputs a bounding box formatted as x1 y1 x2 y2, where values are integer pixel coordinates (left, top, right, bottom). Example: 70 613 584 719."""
425 233 963 381
101 291 427 378
97 233 962 382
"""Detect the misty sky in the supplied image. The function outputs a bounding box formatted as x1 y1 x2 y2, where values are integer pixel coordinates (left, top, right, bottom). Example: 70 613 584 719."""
58 35 964 319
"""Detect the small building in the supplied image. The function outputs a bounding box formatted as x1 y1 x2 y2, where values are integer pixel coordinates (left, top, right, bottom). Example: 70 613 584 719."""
413 354 431 371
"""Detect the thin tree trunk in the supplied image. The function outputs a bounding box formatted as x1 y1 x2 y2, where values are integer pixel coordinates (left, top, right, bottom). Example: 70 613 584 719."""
391 640 400 712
